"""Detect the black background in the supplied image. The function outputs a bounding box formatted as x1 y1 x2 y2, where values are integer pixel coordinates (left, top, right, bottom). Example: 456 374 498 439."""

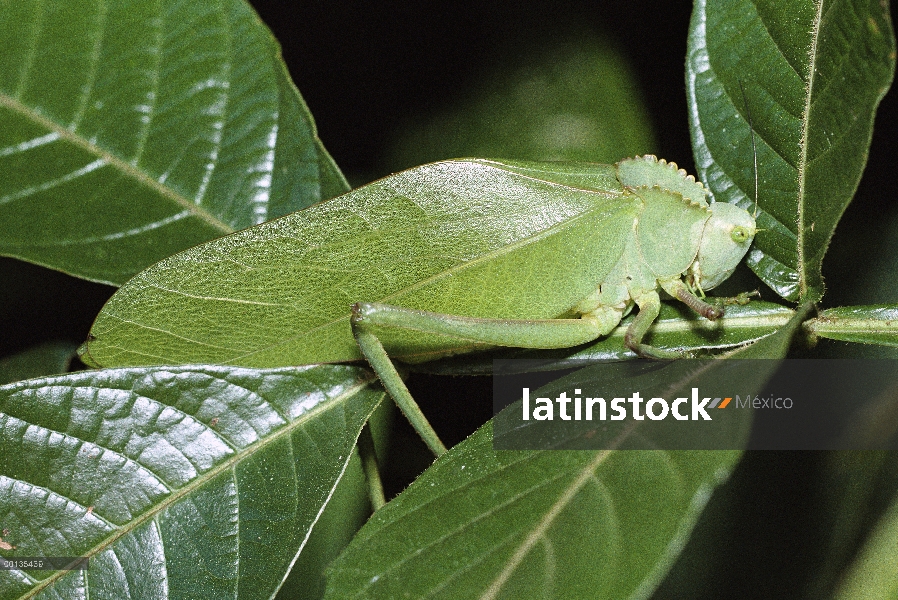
252 1 697 178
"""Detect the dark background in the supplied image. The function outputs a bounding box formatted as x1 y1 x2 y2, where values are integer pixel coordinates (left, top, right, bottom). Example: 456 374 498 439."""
2 2 897 598
253 1 696 179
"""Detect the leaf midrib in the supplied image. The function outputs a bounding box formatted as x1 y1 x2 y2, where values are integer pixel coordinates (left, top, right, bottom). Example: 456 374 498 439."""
796 0 825 299
0 92 234 235
481 356 737 598
18 371 375 599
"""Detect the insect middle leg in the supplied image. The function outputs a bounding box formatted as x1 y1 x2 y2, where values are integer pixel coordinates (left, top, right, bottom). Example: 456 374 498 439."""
621 290 685 359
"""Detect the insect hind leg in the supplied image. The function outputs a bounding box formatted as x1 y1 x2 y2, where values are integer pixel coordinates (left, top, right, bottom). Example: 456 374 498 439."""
350 301 612 457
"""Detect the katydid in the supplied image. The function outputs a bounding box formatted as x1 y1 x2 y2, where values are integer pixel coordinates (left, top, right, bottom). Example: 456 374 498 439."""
81 156 756 457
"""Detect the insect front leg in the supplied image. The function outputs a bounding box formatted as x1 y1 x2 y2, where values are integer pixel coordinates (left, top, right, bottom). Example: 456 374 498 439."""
659 278 725 321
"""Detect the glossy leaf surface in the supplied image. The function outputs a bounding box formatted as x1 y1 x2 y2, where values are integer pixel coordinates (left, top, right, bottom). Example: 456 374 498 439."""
0 364 382 599
277 450 372 600
323 308 807 598
328 434 740 600
0 0 348 286
686 0 895 301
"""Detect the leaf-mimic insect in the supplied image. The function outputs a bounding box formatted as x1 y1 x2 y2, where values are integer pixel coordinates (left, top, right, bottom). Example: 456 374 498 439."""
82 156 757 455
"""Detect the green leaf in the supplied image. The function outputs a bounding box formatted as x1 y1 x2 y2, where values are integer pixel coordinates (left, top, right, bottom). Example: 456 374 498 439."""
806 451 898 599
0 364 383 599
0 0 348 286
834 492 898 600
385 37 656 170
323 312 807 599
0 341 77 385
277 450 372 600
686 0 896 302
326 428 741 600
805 304 898 347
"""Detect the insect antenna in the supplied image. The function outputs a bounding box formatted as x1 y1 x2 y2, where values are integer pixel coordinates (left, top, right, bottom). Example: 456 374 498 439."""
738 80 759 218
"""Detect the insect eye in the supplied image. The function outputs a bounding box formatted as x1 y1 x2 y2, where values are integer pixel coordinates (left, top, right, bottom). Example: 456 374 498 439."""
730 226 752 243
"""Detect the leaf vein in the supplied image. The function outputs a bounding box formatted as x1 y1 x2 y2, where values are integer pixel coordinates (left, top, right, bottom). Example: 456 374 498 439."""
17 374 373 599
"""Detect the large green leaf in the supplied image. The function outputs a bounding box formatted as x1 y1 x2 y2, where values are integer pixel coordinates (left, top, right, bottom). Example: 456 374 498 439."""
0 364 383 599
686 0 895 302
327 433 741 600
0 0 348 286
276 449 371 600
323 308 807 599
